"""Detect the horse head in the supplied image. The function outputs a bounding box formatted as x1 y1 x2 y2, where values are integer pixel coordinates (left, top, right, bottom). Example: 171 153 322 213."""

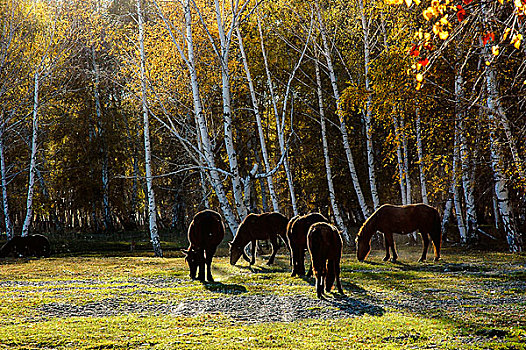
355 234 371 262
228 241 244 265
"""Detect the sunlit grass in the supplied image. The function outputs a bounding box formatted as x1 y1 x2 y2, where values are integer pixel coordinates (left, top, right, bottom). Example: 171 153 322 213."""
0 245 525 349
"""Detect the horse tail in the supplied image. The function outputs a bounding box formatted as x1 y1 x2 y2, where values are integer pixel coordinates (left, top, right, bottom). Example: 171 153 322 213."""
430 209 442 259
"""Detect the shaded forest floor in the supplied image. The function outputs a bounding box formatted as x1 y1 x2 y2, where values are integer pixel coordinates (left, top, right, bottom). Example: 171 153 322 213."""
0 245 525 349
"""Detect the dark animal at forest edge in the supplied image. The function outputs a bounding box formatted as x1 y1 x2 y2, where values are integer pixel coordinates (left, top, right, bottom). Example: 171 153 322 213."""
307 222 344 299
183 209 225 282
287 213 328 276
229 212 289 266
356 203 442 263
0 234 51 258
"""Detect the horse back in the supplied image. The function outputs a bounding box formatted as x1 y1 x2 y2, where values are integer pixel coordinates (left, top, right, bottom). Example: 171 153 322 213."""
376 203 440 234
289 213 328 245
234 212 288 244
188 210 225 249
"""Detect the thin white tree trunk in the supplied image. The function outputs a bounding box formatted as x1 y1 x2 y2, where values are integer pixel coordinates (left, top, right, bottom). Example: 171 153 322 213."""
0 123 13 240
138 0 162 257
415 107 428 205
214 0 247 220
22 71 40 237
358 0 379 211
183 0 238 233
256 13 298 215
482 0 521 252
400 116 411 205
236 26 279 212
453 118 467 243
392 113 407 205
441 186 453 239
92 47 113 232
314 53 349 243
456 69 477 243
315 1 370 219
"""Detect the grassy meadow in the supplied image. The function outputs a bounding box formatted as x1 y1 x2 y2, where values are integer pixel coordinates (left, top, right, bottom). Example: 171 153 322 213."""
0 243 525 350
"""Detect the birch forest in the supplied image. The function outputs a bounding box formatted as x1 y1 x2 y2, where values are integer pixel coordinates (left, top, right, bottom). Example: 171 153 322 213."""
0 0 525 255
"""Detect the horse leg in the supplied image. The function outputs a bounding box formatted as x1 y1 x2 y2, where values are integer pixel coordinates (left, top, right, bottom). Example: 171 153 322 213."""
290 245 298 277
298 248 306 276
197 249 205 281
250 240 257 265
383 233 392 262
316 273 325 299
242 242 252 263
335 258 344 295
430 229 442 262
390 234 398 263
267 237 279 265
205 247 217 282
419 232 430 262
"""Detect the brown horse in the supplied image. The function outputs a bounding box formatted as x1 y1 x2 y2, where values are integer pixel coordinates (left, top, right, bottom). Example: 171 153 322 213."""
356 203 441 263
0 234 51 258
229 212 289 266
307 222 344 299
287 213 328 276
183 209 225 282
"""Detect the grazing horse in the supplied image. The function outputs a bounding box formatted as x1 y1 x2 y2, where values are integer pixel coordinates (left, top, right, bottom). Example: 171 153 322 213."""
356 203 442 263
229 212 289 266
287 213 328 276
183 210 225 282
307 222 344 299
0 234 51 258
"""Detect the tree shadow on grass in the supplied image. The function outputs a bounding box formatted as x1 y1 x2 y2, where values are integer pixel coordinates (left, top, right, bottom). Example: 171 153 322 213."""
201 281 248 295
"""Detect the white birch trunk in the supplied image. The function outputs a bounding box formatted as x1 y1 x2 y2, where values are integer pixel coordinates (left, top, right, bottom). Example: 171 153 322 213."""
482 0 522 252
400 116 411 205
314 54 349 243
22 71 40 237
236 26 279 212
256 14 298 215
358 0 380 211
453 118 467 244
316 1 370 219
214 0 247 220
392 114 407 205
456 69 477 243
0 124 13 240
184 0 238 233
138 0 162 257
415 107 428 205
441 188 453 240
92 47 113 232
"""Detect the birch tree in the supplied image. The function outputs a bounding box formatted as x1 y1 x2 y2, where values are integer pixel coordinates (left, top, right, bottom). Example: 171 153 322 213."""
235 25 280 212
314 49 349 242
357 0 380 210
415 107 428 205
256 11 299 216
137 0 162 257
315 0 370 219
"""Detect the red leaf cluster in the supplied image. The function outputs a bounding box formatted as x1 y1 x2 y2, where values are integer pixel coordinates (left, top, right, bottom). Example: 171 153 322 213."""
482 32 495 46
457 5 466 22
409 44 420 56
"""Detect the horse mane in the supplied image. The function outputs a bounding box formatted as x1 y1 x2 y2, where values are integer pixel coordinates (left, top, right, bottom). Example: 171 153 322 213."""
357 211 378 240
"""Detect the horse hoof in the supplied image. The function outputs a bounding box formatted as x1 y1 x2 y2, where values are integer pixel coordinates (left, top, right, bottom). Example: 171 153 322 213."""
383 257 389 262
434 257 440 262
390 258 397 263
418 258 426 263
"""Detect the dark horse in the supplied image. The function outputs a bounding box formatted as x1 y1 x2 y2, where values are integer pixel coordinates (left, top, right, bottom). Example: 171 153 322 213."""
183 209 225 282
0 234 51 258
229 212 289 266
356 203 441 263
307 222 344 299
287 213 328 276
